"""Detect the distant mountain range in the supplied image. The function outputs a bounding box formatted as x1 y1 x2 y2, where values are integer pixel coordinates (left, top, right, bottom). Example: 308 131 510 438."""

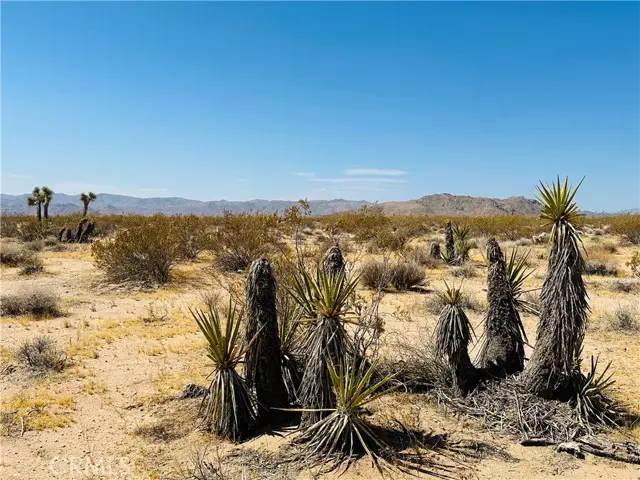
1 192 637 217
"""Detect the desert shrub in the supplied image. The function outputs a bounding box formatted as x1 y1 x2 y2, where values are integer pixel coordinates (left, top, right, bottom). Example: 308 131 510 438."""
390 261 426 291
19 254 44 275
92 215 182 284
173 214 208 260
15 336 67 373
516 238 533 246
210 212 283 272
601 305 639 333
601 242 618 254
25 240 45 252
402 246 441 269
359 260 393 290
609 280 638 294
425 291 482 315
451 264 476 278
583 261 618 276
0 242 33 266
0 288 61 317
627 252 640 278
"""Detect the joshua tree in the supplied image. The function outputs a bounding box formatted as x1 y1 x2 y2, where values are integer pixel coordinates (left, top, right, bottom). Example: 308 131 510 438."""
79 192 97 216
322 244 345 278
244 259 289 417
287 266 359 426
522 178 589 399
27 187 44 222
433 280 478 395
41 186 54 219
191 301 257 441
444 221 455 263
477 238 526 377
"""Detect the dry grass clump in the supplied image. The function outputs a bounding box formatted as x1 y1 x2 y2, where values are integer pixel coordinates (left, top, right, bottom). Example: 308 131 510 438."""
583 260 618 276
402 246 441 269
360 260 393 290
600 305 639 333
609 280 639 294
451 264 476 278
0 288 61 318
0 241 41 270
15 336 67 374
92 215 182 285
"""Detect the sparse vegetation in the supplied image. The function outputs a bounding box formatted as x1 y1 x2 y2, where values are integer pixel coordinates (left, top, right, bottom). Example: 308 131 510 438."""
15 336 67 374
601 305 639 333
0 288 61 318
389 261 425 291
583 260 618 276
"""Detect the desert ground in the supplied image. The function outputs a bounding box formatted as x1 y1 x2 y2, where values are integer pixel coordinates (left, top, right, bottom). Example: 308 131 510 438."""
1 221 639 480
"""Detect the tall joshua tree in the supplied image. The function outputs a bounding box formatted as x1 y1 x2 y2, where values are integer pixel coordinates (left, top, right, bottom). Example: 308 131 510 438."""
41 186 54 219
322 244 345 278
477 238 526 377
27 187 44 222
244 259 289 417
80 192 97 216
522 177 588 399
433 280 479 395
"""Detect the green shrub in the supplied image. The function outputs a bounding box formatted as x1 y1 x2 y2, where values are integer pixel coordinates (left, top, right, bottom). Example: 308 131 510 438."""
390 261 426 291
359 260 393 290
92 215 182 284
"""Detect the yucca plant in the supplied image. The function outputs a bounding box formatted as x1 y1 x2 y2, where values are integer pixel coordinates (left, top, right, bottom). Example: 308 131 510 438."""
191 301 257 441
477 238 526 377
568 353 619 429
41 186 54 220
453 225 472 262
27 187 44 222
433 280 478 395
287 265 360 426
278 295 304 404
322 244 345 278
444 221 455 262
80 191 97 217
293 358 396 474
505 247 539 316
244 259 288 417
522 177 590 398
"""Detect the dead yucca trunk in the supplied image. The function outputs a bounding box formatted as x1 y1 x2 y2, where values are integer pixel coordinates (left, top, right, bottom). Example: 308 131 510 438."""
79 221 95 243
522 178 589 399
64 228 73 243
429 242 441 259
322 244 345 278
478 238 526 377
244 259 288 416
58 227 66 242
75 218 88 243
444 222 455 261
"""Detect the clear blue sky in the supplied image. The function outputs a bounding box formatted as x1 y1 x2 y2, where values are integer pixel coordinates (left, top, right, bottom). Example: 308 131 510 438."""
2 1 639 211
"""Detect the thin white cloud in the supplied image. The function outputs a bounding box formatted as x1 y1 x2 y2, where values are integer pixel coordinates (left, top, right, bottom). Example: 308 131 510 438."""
344 169 407 176
290 172 316 177
311 177 407 184
5 173 33 179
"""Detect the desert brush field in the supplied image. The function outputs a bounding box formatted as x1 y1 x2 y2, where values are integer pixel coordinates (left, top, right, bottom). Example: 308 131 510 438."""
1 193 640 480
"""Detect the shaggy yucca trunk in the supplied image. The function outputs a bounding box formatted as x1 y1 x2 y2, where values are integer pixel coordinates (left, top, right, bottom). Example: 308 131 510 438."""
244 259 288 416
79 221 95 243
478 238 525 377
75 218 88 243
322 244 345 278
522 178 589 399
445 222 455 260
429 242 441 259
299 316 348 426
36 203 42 222
522 233 588 398
58 227 66 242
64 228 73 243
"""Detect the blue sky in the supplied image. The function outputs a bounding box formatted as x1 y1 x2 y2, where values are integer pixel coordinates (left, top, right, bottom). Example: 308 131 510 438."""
2 2 638 211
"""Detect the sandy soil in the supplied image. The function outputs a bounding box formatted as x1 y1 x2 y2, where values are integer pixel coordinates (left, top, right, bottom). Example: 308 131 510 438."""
1 234 639 479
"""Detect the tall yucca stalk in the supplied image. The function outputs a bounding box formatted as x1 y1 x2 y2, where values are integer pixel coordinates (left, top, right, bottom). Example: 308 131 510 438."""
244 259 288 418
522 177 589 398
191 301 257 441
444 221 455 262
433 280 478 395
477 238 526 377
287 265 360 426
293 358 396 474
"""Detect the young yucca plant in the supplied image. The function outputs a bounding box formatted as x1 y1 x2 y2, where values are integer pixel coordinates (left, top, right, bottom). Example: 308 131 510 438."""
191 301 257 441
522 177 590 398
505 247 539 316
287 265 360 426
293 358 396 474
433 280 478 395
478 238 526 377
453 225 472 262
